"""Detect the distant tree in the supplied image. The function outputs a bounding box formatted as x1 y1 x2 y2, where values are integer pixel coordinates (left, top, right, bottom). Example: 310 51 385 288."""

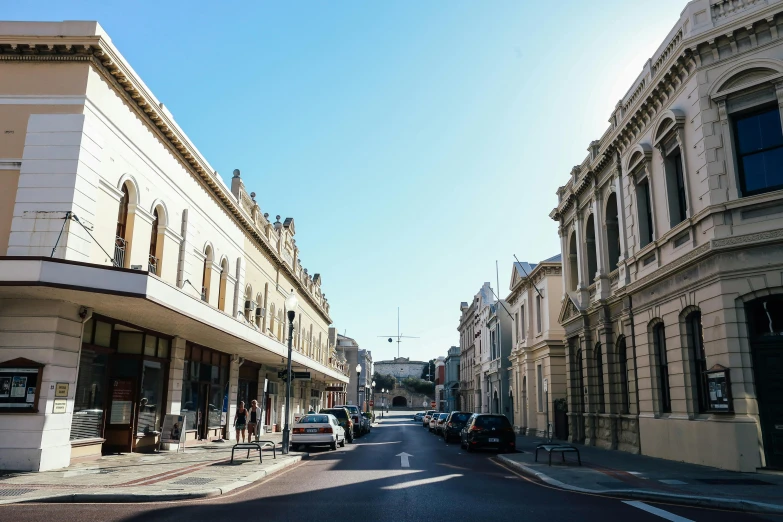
373 372 396 392
420 359 436 380
401 377 435 395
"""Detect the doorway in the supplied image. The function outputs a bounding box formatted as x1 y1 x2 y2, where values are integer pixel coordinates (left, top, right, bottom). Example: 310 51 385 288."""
748 296 783 469
392 396 407 407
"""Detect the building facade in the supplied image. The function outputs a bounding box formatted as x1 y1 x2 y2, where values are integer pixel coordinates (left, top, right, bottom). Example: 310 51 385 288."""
507 256 566 437
444 346 460 412
0 21 349 471
550 0 783 471
486 301 513 421
358 348 373 412
373 357 427 382
457 300 477 412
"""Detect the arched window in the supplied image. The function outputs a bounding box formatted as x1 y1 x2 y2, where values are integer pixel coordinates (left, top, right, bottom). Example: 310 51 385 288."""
685 311 708 413
617 336 630 414
201 245 213 301
218 258 229 311
568 232 579 291
595 343 605 413
585 214 597 284
244 285 253 322
652 322 671 413
115 184 130 268
605 192 620 272
148 208 159 275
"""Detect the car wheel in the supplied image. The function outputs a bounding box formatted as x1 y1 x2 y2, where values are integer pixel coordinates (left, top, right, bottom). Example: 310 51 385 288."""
330 439 337 451
339 437 346 447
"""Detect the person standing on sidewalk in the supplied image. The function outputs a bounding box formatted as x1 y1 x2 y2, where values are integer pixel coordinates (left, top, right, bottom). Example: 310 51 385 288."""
248 399 263 441
234 401 248 443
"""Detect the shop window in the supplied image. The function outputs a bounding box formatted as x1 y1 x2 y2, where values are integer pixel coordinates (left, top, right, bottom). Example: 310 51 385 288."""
157 338 170 359
94 321 113 348
70 349 109 440
138 360 164 434
733 105 783 196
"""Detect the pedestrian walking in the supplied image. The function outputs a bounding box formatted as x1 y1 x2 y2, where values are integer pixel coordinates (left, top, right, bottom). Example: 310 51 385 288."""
234 401 248 443
248 399 263 441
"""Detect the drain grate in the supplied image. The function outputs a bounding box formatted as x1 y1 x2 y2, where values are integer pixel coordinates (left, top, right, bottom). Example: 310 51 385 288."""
696 478 773 486
0 488 35 497
171 477 215 486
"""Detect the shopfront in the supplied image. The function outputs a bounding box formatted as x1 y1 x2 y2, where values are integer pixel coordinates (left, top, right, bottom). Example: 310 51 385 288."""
237 362 260 408
70 316 171 456
182 343 230 442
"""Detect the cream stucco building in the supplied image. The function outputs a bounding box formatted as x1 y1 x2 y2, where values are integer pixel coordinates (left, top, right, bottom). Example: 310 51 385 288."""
0 21 348 471
551 0 783 471
507 256 566 438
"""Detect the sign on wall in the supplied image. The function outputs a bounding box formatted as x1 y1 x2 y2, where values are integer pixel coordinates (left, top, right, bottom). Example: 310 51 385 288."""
705 365 733 413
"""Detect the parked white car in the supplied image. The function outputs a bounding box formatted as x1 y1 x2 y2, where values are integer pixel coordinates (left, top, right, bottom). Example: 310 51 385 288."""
291 414 346 451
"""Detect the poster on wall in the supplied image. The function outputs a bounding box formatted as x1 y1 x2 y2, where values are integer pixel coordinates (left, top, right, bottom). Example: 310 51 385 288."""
0 360 43 413
705 365 733 413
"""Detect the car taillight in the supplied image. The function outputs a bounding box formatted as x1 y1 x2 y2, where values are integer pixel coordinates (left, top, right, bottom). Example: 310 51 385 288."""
447 422 452 427
470 425 482 431
319 427 333 434
293 428 304 434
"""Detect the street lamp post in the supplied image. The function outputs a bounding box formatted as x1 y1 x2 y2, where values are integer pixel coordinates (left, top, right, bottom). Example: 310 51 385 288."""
371 380 376 418
355 363 362 412
281 289 298 455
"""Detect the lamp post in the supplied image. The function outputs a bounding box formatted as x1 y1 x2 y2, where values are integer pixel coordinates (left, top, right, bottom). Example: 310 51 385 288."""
371 380 376 418
355 363 362 412
281 289 298 455
381 388 386 418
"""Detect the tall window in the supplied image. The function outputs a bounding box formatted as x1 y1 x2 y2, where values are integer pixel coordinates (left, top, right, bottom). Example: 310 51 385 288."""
217 259 228 312
686 311 708 413
536 295 542 333
595 343 605 413
637 178 654 248
520 305 526 340
653 323 671 413
605 193 620 272
201 246 212 302
114 185 130 268
568 233 579 291
148 209 159 275
665 147 688 226
733 106 783 196
618 337 630 414
585 214 597 283
537 364 543 412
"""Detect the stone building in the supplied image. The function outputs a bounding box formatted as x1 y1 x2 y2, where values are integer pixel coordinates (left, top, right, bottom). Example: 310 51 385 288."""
373 357 427 381
457 300 476 412
507 256 566 437
0 21 348 471
550 0 783 471
444 346 461 412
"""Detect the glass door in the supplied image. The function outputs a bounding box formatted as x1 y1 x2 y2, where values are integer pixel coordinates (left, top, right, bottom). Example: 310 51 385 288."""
104 377 137 453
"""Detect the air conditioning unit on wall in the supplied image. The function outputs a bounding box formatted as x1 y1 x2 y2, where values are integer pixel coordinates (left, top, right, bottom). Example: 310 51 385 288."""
256 307 265 317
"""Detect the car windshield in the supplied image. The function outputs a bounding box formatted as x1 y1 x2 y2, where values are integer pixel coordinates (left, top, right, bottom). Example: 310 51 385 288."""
475 416 511 428
451 413 471 423
340 406 359 414
439 414 448 420
299 415 329 424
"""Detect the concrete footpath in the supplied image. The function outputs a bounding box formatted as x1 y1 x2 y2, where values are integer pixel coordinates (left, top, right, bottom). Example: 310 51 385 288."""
0 434 306 504
499 434 783 515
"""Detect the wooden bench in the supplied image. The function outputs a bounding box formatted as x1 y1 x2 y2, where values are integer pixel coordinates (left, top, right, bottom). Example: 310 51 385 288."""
535 443 582 466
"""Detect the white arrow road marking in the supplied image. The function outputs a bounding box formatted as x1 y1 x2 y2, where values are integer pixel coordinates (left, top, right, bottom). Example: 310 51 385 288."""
622 501 694 521
396 452 413 468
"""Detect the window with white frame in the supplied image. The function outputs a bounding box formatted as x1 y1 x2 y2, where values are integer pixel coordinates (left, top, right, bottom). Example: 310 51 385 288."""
535 295 542 333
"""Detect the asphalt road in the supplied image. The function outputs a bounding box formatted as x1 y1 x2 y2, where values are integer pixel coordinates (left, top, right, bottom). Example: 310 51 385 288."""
2 411 782 522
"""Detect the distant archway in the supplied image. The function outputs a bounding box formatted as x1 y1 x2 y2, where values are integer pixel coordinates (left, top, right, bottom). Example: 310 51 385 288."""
392 396 407 407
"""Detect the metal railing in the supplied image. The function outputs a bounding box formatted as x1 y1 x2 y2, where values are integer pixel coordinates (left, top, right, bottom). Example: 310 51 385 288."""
114 236 127 268
148 255 158 275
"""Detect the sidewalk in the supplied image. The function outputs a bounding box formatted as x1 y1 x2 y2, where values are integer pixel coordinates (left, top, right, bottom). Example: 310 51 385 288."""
498 434 783 515
0 434 305 505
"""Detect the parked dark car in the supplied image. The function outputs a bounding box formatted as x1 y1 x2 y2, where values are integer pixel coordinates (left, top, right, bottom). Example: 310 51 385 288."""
442 411 472 442
460 414 515 453
320 407 354 443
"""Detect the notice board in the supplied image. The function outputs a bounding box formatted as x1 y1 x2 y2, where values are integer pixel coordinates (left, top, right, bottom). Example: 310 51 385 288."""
0 358 43 413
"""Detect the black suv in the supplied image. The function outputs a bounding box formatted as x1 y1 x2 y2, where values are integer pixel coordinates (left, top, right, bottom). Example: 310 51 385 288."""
442 411 472 443
460 414 515 453
320 407 354 443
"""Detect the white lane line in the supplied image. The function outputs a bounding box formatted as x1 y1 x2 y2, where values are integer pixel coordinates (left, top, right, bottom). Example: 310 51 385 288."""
622 501 694 521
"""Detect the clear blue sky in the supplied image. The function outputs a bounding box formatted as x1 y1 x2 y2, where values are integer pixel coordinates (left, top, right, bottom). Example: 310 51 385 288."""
8 0 689 363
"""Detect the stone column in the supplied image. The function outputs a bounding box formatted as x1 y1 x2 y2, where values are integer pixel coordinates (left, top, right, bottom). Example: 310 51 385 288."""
558 225 570 299
592 191 611 299
227 357 240 440
161 337 186 450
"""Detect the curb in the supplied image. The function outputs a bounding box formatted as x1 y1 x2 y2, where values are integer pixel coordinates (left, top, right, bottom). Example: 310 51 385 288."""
2 453 307 505
497 455 783 516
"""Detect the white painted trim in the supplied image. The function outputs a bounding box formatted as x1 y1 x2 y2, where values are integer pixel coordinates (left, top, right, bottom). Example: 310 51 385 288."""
97 177 123 202
0 95 87 105
163 227 183 244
